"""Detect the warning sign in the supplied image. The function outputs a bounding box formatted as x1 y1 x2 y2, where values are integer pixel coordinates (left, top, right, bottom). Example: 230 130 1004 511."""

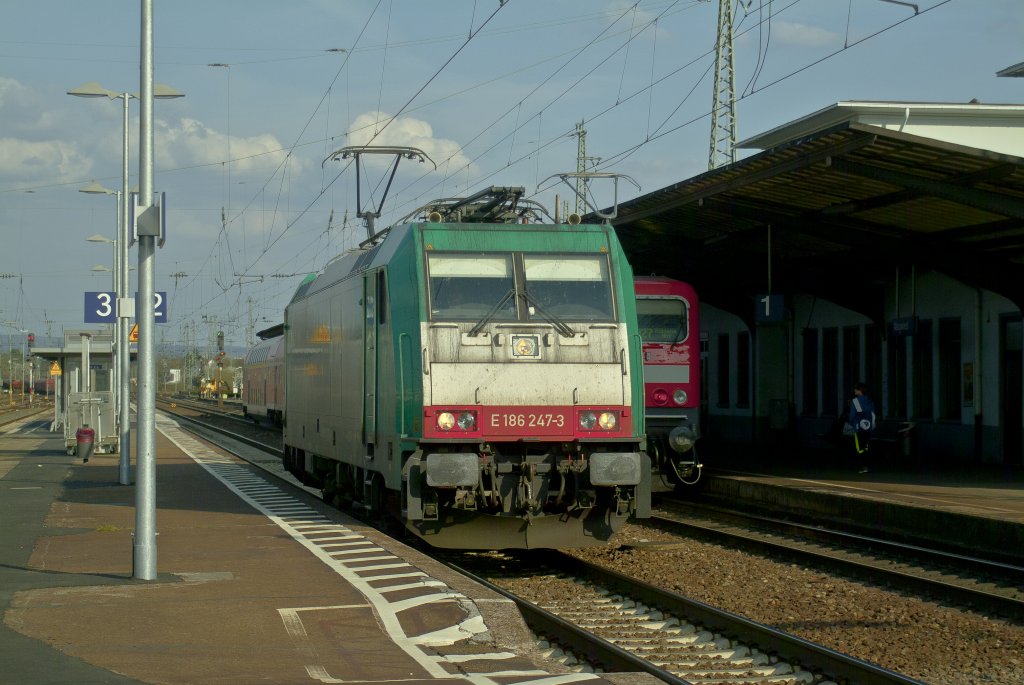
129 323 139 342
50 362 62 377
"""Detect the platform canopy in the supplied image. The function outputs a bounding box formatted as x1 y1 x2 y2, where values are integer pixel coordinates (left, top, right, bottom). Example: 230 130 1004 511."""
598 120 1024 328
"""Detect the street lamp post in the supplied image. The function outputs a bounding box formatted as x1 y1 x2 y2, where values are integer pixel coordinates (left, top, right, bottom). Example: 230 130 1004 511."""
87 230 119 440
1 322 28 406
69 81 182 492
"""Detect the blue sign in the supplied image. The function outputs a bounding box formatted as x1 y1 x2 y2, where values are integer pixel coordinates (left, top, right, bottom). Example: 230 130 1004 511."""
84 292 116 323
83 291 168 323
755 294 785 324
890 316 918 337
136 292 169 323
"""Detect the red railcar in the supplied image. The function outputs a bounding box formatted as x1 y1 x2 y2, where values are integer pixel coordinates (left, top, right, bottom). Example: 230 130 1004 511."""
635 276 702 487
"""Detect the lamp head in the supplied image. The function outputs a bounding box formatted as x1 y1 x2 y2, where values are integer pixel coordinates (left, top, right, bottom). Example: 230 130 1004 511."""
80 181 115 196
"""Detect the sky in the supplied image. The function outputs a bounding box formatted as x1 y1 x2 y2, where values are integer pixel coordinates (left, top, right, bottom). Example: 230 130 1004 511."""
1 0 1022 356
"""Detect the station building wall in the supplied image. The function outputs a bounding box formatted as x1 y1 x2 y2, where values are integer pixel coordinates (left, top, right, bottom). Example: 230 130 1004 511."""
699 271 1023 465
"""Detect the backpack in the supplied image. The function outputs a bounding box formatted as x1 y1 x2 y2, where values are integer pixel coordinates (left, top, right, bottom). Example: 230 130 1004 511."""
852 397 876 433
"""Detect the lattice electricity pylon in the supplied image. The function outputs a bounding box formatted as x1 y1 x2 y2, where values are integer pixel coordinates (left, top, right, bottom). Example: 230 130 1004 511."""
708 0 737 170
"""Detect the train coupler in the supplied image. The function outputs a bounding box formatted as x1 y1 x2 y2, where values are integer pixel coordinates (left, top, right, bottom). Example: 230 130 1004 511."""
614 489 633 517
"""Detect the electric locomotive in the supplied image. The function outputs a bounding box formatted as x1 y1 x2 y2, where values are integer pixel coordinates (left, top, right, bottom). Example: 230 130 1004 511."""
282 186 650 549
635 276 702 486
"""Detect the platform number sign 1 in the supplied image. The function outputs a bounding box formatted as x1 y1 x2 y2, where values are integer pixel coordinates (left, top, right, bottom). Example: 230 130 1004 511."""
755 293 784 324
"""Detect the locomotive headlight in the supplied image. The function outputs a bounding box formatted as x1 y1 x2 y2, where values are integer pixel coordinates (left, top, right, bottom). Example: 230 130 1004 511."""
579 411 618 431
456 411 477 430
437 412 456 430
597 411 618 430
653 389 669 406
673 389 688 405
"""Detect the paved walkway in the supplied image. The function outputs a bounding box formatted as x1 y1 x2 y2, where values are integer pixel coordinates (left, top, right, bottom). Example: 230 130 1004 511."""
1 413 642 685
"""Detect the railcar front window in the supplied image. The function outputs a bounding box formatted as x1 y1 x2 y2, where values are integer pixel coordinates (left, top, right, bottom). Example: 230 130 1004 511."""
522 255 614 321
428 253 516 320
637 298 688 343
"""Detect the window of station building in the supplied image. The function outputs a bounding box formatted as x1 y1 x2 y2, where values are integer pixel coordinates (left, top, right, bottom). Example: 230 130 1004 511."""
887 333 908 419
822 327 839 416
914 320 934 419
736 330 750 408
700 333 710 408
842 326 860 405
716 333 730 408
938 317 962 420
801 328 819 415
865 324 883 414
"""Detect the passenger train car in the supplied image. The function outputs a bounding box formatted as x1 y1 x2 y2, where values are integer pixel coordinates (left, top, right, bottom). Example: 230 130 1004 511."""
634 276 702 486
282 187 651 550
242 324 285 426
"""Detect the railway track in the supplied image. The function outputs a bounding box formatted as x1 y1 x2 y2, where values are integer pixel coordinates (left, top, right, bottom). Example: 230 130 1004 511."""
156 402 931 685
0 401 53 430
652 499 1024 623
442 550 925 685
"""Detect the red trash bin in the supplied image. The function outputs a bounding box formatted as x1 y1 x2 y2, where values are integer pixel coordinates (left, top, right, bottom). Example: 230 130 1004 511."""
76 425 96 463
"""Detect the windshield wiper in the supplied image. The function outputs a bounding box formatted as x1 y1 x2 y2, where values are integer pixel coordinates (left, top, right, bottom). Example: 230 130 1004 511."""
468 288 516 337
520 289 575 338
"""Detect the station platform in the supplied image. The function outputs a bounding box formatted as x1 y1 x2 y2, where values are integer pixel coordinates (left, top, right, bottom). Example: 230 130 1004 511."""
696 446 1024 564
0 412 654 685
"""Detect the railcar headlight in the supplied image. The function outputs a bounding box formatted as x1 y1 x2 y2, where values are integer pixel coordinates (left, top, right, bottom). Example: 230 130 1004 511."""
457 411 477 430
652 389 669 406
578 411 597 430
597 411 618 430
673 389 688 405
437 412 456 430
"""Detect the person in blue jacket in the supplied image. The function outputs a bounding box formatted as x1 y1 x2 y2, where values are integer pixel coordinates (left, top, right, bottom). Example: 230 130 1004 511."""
848 382 877 472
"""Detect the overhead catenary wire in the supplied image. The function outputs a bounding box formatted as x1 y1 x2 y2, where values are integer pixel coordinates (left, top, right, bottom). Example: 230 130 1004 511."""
174 1 512 325
169 0 951 333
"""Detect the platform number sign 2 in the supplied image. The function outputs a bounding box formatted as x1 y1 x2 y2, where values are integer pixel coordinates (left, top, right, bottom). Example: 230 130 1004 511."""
135 292 168 322
84 291 168 323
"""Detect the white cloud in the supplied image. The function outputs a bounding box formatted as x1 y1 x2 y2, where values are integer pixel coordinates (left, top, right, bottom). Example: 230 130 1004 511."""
771 21 839 49
0 76 59 134
0 137 92 182
0 76 27 108
346 111 473 172
156 117 297 175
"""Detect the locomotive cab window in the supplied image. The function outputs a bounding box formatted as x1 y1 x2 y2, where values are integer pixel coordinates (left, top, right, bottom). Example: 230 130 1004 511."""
522 254 614 321
428 251 615 323
428 253 516 320
637 297 688 343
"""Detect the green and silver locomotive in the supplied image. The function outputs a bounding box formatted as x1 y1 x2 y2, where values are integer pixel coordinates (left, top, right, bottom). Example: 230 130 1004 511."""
282 186 650 549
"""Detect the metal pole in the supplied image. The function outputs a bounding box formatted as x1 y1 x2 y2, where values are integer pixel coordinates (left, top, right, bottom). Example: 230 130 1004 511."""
134 0 157 581
21 336 26 404
119 93 132 486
